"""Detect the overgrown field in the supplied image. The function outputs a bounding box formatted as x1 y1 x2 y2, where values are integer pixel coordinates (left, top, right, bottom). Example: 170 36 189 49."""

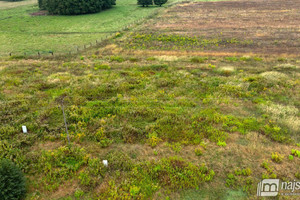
0 0 300 199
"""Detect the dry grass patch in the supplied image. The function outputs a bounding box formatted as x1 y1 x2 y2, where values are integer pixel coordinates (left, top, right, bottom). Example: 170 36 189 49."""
273 63 299 70
260 71 288 82
0 0 36 10
218 66 235 75
259 103 300 132
47 72 72 84
154 55 180 61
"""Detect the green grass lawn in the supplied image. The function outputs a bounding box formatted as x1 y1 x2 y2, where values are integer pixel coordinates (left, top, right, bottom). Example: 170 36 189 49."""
0 0 171 56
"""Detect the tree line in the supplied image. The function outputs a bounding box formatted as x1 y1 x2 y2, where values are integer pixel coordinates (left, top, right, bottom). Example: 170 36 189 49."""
37 0 167 15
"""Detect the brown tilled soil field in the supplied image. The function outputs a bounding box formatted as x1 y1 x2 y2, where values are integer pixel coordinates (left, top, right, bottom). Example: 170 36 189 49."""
131 0 300 55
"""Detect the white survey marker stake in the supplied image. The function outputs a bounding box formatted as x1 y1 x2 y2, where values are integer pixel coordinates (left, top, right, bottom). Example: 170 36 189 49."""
22 126 27 133
102 160 108 167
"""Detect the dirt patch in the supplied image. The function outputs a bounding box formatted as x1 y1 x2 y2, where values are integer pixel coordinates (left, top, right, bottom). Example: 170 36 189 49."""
30 10 48 16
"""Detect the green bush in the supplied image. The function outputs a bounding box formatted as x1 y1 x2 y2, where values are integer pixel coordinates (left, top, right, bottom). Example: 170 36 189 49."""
138 0 153 7
271 152 283 163
154 0 167 6
38 0 47 10
39 0 116 15
103 0 116 9
110 56 125 62
190 57 207 63
0 159 27 200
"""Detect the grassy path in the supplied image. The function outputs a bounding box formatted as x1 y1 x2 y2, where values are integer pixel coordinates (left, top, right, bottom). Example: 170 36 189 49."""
0 0 36 10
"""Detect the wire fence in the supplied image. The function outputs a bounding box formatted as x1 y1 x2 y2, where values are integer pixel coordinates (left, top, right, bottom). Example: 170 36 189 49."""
1 22 137 58
0 0 189 58
0 8 167 59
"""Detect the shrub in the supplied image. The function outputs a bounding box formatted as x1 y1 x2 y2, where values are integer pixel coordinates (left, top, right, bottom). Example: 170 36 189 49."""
296 172 300 179
94 64 111 70
291 149 300 158
0 159 27 200
194 148 203 156
225 173 237 188
103 0 116 9
271 152 283 163
234 168 252 176
38 0 47 10
217 141 227 147
91 128 112 148
154 0 167 6
39 0 116 15
147 132 162 148
138 0 153 7
110 56 125 62
190 57 207 63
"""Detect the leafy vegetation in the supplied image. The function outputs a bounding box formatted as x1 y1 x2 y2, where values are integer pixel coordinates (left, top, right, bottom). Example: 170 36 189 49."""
1 53 298 198
39 0 116 15
0 159 27 200
154 0 168 6
0 0 300 199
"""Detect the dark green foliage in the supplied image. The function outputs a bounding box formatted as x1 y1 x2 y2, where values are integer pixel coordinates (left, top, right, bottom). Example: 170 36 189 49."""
0 159 26 200
154 0 167 6
103 0 116 9
138 0 153 7
38 0 47 10
39 0 116 15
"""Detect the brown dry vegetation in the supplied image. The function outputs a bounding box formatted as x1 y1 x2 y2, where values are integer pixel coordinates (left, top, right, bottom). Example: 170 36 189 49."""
126 0 300 55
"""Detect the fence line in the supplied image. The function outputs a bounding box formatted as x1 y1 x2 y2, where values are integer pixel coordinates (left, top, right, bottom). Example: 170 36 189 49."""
1 9 162 59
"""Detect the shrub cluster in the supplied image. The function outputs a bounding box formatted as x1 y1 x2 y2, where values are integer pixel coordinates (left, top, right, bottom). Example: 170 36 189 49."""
138 0 167 7
0 159 26 200
38 0 116 15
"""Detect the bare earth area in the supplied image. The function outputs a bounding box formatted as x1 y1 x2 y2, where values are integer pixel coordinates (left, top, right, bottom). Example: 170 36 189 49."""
135 0 300 55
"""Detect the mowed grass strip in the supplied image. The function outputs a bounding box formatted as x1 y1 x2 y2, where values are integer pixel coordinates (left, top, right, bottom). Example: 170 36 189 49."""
0 0 36 10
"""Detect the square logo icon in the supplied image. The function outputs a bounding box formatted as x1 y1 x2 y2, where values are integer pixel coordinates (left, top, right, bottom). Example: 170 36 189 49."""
257 179 280 197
